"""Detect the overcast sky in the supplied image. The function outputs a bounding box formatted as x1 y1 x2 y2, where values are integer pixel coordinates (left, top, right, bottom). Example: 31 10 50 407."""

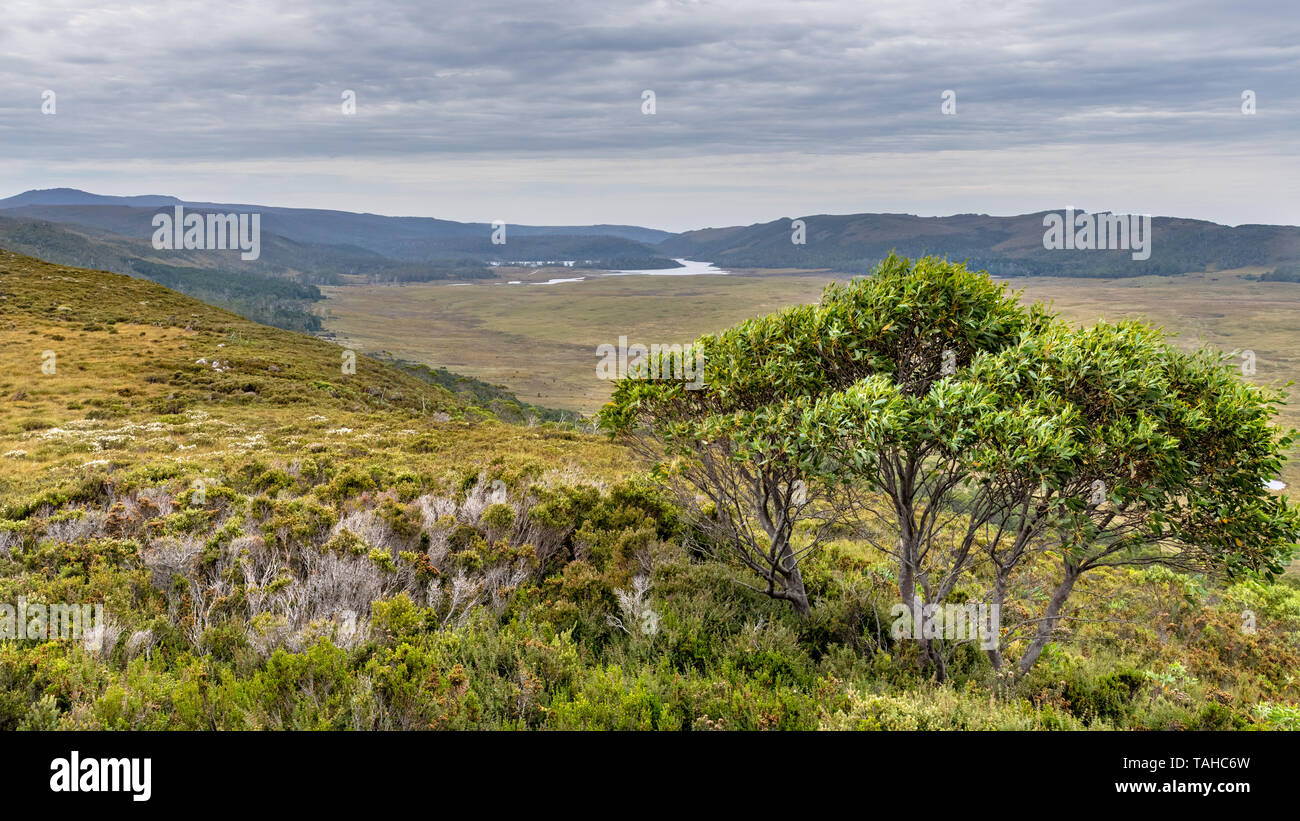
1 0 1296 231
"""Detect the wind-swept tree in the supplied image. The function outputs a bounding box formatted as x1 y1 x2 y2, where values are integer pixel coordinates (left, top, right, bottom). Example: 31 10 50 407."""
600 254 1039 617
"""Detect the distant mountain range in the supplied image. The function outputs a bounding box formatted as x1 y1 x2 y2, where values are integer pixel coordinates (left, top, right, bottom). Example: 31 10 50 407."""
0 188 676 271
0 189 695 333
2 189 1299 303
0 188 185 208
661 212 1300 277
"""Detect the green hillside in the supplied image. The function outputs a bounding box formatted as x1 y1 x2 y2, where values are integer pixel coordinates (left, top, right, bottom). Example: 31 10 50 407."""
0 248 625 505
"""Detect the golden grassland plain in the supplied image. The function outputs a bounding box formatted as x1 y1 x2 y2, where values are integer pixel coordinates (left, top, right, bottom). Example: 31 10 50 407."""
317 266 1300 486
317 268 846 413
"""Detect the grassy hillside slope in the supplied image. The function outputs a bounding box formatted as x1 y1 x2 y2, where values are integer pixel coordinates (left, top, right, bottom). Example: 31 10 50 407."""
0 248 627 516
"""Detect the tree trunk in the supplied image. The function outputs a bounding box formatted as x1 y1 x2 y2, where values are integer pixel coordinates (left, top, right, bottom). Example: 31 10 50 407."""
785 587 811 617
986 572 1006 672
777 536 812 616
927 637 948 682
1016 563 1081 678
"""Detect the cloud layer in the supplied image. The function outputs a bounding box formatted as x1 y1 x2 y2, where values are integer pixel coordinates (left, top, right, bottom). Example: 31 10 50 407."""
2 0 1297 229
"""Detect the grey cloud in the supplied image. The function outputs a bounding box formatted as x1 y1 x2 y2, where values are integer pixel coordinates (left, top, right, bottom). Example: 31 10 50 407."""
0 0 1296 227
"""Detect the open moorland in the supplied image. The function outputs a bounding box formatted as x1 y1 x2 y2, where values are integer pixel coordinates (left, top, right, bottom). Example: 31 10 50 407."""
318 265 1300 493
